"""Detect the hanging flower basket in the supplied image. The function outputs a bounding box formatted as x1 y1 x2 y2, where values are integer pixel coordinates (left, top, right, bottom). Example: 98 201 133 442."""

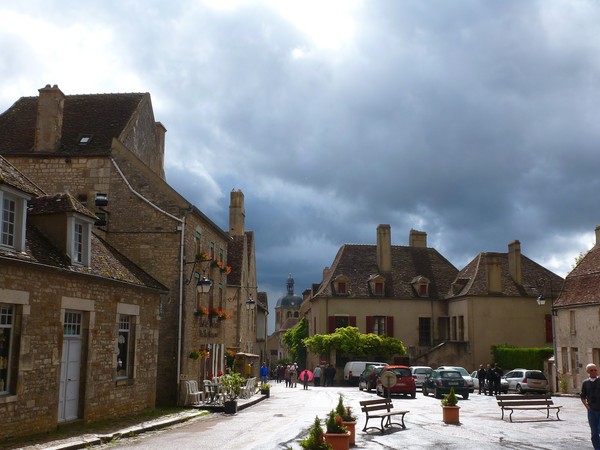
217 310 231 321
195 252 211 262
195 306 209 317
208 308 220 319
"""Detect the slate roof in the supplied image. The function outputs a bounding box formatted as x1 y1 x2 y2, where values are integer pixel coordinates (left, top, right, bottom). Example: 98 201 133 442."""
0 155 44 196
555 244 600 307
0 92 147 155
314 244 459 299
28 193 97 220
447 252 563 299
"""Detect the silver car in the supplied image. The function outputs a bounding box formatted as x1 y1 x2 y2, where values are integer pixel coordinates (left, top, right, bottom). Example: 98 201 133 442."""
470 370 509 393
410 366 432 388
504 369 548 394
437 366 475 393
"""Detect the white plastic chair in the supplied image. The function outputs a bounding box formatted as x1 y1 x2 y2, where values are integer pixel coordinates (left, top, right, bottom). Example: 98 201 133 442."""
185 380 203 405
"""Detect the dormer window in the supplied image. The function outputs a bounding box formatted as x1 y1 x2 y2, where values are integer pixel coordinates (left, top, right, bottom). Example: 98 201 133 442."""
0 187 28 252
333 275 349 295
368 274 386 296
67 213 93 266
411 276 430 297
78 134 92 146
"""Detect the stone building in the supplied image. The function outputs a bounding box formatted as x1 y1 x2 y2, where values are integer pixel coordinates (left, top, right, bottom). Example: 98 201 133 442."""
0 85 231 405
267 274 302 364
301 224 562 376
554 225 600 393
0 156 165 441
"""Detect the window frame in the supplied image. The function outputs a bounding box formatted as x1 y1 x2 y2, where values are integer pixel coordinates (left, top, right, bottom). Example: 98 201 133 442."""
0 304 14 394
0 187 29 252
66 213 93 267
117 314 134 379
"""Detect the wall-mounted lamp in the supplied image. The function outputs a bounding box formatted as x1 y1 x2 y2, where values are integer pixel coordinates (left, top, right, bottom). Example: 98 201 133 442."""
246 294 256 310
185 255 213 294
197 276 213 294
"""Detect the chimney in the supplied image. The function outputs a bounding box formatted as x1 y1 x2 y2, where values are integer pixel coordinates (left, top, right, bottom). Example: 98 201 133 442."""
229 190 245 236
155 122 167 179
34 84 65 152
409 229 427 247
596 225 600 245
508 240 522 284
376 224 392 272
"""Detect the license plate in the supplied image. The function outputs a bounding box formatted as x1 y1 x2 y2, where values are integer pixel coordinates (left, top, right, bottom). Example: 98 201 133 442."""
398 383 406 386
448 382 458 386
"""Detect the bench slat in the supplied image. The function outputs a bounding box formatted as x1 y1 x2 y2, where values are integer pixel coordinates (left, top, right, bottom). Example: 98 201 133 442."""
359 398 409 433
496 394 561 422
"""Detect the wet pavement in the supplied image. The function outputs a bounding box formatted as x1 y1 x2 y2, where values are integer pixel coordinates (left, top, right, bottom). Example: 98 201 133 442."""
13 382 593 449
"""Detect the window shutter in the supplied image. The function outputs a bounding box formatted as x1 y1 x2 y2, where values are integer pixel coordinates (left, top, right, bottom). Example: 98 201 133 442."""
386 316 394 337
545 314 553 343
366 316 374 333
328 316 336 333
349 316 357 327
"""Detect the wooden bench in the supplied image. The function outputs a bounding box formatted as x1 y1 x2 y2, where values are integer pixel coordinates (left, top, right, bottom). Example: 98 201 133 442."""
496 394 562 422
359 398 409 433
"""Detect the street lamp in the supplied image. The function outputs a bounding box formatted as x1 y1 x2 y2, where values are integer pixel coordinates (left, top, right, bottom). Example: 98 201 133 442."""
246 294 256 310
197 276 213 294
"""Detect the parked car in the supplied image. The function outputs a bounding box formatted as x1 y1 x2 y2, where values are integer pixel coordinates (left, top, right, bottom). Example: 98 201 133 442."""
359 365 386 392
410 366 433 389
504 369 548 394
344 361 387 386
375 365 417 398
422 369 470 399
437 366 475 393
470 370 509 393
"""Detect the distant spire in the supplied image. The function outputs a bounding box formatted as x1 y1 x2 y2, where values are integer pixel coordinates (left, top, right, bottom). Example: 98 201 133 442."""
286 273 294 296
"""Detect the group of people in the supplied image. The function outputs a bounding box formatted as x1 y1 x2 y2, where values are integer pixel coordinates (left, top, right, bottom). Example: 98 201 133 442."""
271 363 337 388
476 362 504 396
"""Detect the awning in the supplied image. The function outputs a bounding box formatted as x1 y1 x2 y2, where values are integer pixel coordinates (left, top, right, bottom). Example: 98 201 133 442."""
235 352 260 358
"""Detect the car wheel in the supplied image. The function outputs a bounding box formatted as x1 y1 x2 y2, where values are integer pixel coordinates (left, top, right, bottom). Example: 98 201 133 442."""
462 392 469 400
516 384 524 394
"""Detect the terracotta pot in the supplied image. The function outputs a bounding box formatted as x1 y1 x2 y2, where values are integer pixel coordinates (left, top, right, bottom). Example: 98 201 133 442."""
323 431 350 450
342 421 356 445
442 405 460 424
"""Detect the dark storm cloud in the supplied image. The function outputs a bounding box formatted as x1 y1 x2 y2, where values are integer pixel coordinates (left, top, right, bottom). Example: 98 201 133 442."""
2 0 600 331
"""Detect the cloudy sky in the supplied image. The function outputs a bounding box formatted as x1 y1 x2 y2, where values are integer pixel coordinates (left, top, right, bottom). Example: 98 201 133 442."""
2 0 600 332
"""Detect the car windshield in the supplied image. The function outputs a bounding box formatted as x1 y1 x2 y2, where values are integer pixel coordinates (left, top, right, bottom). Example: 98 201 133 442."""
389 368 411 377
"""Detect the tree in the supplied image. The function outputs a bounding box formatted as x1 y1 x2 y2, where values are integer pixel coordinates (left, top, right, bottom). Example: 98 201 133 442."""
303 326 406 360
282 317 308 367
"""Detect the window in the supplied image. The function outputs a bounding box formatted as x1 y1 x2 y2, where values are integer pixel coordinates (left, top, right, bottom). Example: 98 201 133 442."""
335 316 349 329
419 317 431 346
373 316 385 336
451 316 457 340
67 215 92 266
368 275 385 296
374 282 384 295
219 248 224 263
77 134 92 145
411 276 430 297
458 316 465 341
117 315 134 378
210 242 215 259
0 304 13 393
438 317 449 341
0 189 27 252
63 311 82 336
333 275 349 295
337 282 347 294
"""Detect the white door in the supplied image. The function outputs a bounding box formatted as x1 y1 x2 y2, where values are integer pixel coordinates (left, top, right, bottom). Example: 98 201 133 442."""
58 338 81 422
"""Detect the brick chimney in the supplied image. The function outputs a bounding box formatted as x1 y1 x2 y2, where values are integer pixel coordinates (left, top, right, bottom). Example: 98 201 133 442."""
508 240 522 284
409 229 427 247
376 224 392 272
596 225 600 245
34 84 65 152
229 189 245 236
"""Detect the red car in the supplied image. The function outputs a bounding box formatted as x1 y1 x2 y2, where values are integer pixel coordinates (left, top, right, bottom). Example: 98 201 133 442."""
375 365 417 398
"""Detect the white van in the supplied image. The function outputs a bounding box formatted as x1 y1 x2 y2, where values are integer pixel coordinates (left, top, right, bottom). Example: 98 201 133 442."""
343 361 387 386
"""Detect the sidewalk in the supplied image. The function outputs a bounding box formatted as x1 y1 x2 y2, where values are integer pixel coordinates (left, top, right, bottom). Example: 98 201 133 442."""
9 392 268 450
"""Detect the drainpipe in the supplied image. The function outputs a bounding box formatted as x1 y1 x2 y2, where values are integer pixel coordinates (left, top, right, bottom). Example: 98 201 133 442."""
177 215 186 394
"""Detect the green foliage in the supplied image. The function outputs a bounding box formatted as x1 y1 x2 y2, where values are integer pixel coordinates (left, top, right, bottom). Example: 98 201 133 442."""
299 416 332 450
335 394 356 421
325 410 346 434
573 250 589 269
303 326 406 360
219 372 245 400
491 344 553 370
283 318 308 366
441 387 458 407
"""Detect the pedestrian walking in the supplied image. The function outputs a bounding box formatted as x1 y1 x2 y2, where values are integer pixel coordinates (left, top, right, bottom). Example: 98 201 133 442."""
581 363 600 449
284 365 291 388
313 365 322 387
291 364 298 388
260 361 269 386
477 364 487 395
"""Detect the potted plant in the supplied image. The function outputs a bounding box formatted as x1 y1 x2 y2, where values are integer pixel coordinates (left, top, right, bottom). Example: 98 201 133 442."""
260 383 271 398
441 387 460 424
323 409 350 450
335 395 357 446
300 416 332 450
220 372 245 414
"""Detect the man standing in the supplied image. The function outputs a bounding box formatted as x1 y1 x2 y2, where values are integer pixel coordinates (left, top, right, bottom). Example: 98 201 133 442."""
493 363 504 396
477 364 487 395
581 363 600 449
485 364 495 396
313 365 322 387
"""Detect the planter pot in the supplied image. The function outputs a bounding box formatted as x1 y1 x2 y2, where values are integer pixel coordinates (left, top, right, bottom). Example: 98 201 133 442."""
323 431 350 450
223 400 238 415
442 405 460 424
260 389 270 398
342 421 356 445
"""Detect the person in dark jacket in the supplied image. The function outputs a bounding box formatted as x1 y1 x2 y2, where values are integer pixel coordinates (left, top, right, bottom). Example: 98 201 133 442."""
492 363 504 395
581 363 600 449
485 364 495 396
477 364 487 395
